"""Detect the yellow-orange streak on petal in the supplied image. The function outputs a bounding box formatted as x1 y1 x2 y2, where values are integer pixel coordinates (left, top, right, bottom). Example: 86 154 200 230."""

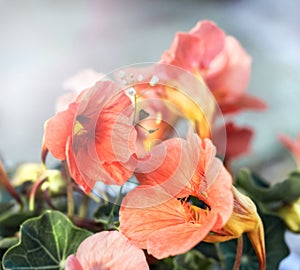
163 86 212 139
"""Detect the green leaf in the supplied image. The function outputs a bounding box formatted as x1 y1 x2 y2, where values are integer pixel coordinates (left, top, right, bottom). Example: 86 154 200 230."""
0 237 19 250
0 202 14 214
2 210 92 270
236 169 300 204
220 213 289 270
0 237 19 261
0 209 34 237
173 249 216 270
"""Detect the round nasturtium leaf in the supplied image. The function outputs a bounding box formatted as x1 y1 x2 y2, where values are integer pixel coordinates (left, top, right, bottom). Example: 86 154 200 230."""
236 169 300 204
2 210 92 270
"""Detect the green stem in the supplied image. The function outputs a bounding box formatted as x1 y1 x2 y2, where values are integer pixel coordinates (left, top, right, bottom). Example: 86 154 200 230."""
106 185 123 229
132 94 137 125
215 242 226 270
233 236 243 270
62 161 74 221
78 195 89 219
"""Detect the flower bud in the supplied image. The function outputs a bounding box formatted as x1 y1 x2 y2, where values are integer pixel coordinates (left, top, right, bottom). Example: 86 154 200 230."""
204 187 266 270
278 199 300 233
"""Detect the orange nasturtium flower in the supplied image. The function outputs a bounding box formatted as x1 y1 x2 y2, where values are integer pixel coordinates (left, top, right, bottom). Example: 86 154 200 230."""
117 64 215 153
161 20 267 114
43 80 137 193
119 131 233 259
66 231 149 270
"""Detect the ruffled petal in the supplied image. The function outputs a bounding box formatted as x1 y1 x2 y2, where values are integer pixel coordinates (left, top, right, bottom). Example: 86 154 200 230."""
147 220 216 259
75 231 149 270
205 166 233 228
66 137 95 193
161 20 225 72
225 122 253 161
119 185 187 249
186 132 233 227
43 102 77 160
205 36 251 99
135 137 199 198
189 20 226 69
219 94 267 114
161 33 204 72
279 134 300 166
65 255 83 270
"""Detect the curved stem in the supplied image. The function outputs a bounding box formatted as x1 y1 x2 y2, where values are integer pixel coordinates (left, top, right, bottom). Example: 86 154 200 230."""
44 188 57 210
29 176 48 212
233 236 244 270
74 217 103 232
62 161 74 221
0 161 23 208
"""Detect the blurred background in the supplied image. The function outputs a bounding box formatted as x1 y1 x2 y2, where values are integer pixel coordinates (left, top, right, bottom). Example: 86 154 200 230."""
1 0 300 181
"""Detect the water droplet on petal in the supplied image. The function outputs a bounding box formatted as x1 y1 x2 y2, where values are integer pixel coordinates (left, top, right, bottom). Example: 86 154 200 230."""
149 75 159 86
126 87 136 96
119 70 126 79
129 73 135 83
155 112 162 125
138 74 144 82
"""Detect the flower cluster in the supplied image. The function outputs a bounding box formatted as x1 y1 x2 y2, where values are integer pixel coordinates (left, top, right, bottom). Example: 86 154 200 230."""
6 19 300 270
40 20 267 269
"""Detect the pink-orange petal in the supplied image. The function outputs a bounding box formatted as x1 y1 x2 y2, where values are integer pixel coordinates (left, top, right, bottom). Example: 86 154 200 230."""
185 132 233 227
135 136 200 198
75 231 149 270
205 166 233 228
279 134 300 165
147 219 216 259
220 94 267 114
66 138 95 193
206 36 251 99
225 122 253 162
189 20 226 68
119 185 187 249
161 33 203 72
44 102 77 160
66 255 83 270
135 138 184 185
95 112 137 164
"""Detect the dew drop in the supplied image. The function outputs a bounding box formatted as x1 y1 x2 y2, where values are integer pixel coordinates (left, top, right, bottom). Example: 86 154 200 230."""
149 75 159 86
119 70 126 79
155 112 162 125
137 74 144 82
129 73 135 83
126 87 136 96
